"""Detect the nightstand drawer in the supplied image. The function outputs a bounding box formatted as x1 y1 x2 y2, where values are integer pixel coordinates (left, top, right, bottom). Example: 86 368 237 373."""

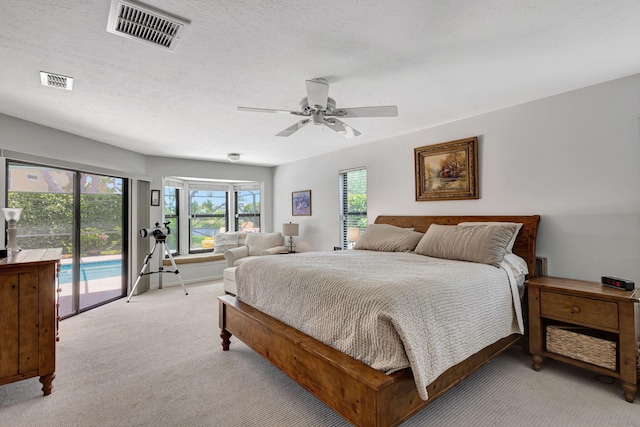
540 291 618 330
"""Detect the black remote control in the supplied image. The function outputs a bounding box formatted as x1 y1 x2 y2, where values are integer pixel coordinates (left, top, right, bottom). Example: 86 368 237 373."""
601 276 635 291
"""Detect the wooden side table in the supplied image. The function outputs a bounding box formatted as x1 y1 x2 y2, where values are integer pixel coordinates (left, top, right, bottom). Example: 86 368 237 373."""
526 276 639 402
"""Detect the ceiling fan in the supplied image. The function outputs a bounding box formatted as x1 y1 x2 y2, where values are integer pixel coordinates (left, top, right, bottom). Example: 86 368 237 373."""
237 78 398 138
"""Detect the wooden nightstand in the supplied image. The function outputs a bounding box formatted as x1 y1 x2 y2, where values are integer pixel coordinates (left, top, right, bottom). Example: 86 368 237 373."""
526 276 639 402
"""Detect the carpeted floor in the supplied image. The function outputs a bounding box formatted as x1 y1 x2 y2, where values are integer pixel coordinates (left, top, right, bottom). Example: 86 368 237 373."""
0 281 638 426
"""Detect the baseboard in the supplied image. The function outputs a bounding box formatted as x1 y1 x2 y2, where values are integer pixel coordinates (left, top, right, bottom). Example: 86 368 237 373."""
153 275 223 290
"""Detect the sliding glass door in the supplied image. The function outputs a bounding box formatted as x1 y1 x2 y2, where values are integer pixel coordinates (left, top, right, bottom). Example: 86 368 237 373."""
78 173 126 311
6 162 128 318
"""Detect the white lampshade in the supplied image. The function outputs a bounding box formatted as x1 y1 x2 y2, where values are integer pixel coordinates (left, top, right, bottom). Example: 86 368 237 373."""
347 227 361 242
3 208 22 252
2 208 22 222
282 222 299 237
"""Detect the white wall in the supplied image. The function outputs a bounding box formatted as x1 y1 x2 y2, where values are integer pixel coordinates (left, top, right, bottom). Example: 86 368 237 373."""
0 114 275 290
274 74 640 283
145 156 274 231
0 113 147 173
144 156 274 288
0 113 152 289
3 71 639 285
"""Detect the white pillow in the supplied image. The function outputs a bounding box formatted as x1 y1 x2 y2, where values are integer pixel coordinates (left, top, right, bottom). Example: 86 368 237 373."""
213 233 239 254
457 222 523 253
502 253 529 277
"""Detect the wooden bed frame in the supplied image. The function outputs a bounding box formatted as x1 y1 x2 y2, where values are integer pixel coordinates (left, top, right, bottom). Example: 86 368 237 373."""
218 215 540 426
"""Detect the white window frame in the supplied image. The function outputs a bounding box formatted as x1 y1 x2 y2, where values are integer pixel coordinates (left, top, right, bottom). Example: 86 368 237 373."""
162 177 264 254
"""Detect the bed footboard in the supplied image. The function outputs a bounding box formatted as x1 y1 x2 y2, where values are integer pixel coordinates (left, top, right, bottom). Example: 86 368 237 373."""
219 294 520 427
219 294 400 426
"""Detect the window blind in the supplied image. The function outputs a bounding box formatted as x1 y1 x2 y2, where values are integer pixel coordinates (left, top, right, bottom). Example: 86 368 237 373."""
339 168 367 249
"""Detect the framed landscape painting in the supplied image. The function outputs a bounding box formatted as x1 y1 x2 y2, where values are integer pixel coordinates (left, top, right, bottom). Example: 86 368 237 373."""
414 136 478 201
292 190 312 216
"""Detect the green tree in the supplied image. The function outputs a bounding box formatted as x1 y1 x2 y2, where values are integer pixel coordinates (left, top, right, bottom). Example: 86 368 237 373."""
7 192 122 256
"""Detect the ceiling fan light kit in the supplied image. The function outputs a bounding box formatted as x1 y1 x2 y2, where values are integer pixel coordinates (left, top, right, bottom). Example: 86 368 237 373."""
238 78 398 138
227 153 241 162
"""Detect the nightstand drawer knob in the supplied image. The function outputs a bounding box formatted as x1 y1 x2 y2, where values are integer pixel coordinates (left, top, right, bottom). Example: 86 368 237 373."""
571 306 580 313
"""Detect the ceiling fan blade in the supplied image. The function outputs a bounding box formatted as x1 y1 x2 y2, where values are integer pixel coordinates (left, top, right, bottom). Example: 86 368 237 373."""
323 118 361 139
276 119 311 137
330 105 398 118
237 106 305 116
305 79 329 109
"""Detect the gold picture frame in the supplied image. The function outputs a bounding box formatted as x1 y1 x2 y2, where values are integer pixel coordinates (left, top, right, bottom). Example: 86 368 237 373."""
292 190 312 216
414 136 478 201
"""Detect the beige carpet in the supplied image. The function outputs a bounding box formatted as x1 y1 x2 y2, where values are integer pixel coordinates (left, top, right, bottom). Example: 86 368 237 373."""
1 281 639 426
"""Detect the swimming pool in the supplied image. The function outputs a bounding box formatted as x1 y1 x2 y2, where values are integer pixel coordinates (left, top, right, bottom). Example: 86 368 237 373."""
59 259 122 284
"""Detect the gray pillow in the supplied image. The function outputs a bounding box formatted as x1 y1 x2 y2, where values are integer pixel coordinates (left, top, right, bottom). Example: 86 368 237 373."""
414 224 517 267
354 224 424 252
457 222 523 253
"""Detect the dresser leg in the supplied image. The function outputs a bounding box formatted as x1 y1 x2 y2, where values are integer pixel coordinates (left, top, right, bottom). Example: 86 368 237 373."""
622 381 637 403
531 354 543 372
39 372 55 396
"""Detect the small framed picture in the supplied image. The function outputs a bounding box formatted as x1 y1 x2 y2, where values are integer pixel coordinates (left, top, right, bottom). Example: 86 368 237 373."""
292 190 311 216
151 189 160 206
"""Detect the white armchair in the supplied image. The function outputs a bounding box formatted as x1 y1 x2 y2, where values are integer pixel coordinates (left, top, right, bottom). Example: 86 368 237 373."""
224 232 286 267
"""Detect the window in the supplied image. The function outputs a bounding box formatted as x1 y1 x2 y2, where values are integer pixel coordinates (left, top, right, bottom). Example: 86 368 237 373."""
163 178 263 254
189 188 228 252
163 185 179 254
235 187 261 231
339 168 367 249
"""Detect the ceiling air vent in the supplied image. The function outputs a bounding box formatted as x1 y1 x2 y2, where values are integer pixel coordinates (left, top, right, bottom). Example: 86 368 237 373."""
106 0 190 52
40 72 74 90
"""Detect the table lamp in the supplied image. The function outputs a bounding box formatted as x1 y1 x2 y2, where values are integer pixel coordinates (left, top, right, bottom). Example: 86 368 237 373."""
347 227 361 249
282 222 299 253
2 208 23 253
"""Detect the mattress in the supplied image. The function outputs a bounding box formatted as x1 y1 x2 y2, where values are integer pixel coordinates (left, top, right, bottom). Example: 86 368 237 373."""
236 250 523 400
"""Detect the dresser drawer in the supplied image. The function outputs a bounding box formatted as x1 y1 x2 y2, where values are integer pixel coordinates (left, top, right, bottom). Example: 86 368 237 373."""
540 291 618 330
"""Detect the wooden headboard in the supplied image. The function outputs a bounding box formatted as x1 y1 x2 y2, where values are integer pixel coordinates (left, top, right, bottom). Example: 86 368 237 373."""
374 215 541 277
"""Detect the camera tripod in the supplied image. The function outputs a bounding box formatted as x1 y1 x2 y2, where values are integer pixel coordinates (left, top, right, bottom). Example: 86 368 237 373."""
127 236 188 302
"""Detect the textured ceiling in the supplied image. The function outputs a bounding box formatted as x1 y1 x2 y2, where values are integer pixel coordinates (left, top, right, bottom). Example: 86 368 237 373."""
1 0 639 166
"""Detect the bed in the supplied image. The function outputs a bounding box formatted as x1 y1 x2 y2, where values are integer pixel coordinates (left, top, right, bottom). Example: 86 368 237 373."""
218 215 540 426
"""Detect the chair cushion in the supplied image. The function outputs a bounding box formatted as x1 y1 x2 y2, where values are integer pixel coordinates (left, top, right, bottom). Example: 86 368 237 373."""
223 267 237 282
223 267 238 294
232 255 261 267
245 232 284 256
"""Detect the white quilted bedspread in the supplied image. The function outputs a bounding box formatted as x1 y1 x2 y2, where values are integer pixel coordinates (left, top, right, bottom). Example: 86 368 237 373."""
236 250 523 400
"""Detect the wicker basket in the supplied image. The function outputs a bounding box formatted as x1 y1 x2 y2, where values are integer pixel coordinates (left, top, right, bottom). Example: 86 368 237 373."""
546 325 616 371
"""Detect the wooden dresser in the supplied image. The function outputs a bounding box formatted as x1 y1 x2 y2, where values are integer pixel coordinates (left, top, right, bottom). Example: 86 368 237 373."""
0 248 62 395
